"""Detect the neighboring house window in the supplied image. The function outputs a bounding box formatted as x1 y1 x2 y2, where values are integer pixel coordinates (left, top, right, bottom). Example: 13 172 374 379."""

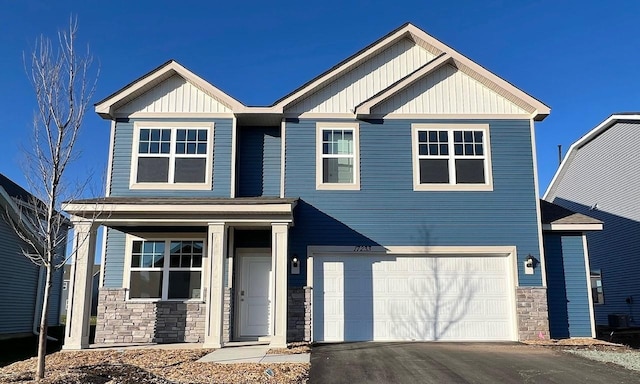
131 122 213 190
411 124 493 191
316 123 360 190
128 239 203 300
591 269 604 304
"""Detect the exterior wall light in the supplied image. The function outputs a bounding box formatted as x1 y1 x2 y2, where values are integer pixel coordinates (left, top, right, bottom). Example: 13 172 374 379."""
524 254 536 275
291 254 300 275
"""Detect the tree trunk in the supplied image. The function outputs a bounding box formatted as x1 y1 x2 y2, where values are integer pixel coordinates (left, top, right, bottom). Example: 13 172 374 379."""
35 264 53 380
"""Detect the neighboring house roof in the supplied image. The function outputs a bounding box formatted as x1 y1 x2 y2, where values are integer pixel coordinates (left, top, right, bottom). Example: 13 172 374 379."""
0 174 32 201
539 200 603 231
544 113 640 200
95 22 550 121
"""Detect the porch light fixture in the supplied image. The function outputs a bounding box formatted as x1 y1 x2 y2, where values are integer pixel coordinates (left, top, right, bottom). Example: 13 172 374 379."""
291 254 300 275
524 254 536 275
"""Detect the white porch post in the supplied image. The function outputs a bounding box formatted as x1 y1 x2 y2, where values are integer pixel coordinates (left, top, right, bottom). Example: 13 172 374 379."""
63 218 97 350
270 222 289 348
204 222 227 348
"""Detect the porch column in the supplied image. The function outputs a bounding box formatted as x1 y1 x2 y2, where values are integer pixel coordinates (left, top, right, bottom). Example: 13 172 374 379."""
63 218 97 350
204 222 227 348
270 222 289 348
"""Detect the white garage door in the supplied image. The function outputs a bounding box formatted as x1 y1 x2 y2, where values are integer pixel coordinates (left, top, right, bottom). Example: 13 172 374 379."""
312 254 516 342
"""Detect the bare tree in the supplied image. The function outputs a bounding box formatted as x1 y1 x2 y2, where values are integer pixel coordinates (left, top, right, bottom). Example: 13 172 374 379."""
8 16 98 380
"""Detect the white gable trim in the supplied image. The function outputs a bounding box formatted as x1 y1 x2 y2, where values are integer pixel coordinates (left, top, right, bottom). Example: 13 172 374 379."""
543 114 640 200
95 61 244 120
355 53 452 116
274 23 549 120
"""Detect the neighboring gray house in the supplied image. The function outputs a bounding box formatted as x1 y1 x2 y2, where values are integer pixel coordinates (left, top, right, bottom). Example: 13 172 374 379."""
545 113 640 327
60 264 100 319
0 173 64 339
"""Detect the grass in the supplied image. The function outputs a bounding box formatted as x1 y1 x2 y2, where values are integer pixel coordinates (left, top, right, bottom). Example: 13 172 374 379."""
59 315 97 326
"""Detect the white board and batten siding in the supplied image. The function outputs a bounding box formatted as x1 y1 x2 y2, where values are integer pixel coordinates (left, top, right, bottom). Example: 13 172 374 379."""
287 38 436 114
311 250 517 342
116 75 233 115
372 64 529 115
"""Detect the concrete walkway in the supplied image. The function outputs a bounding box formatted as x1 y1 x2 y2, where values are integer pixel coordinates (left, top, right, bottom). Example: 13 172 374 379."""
198 345 310 364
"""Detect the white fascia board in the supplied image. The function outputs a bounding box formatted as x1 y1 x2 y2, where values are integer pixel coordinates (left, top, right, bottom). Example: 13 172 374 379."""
543 114 640 200
404 24 550 120
62 202 295 215
355 53 452 116
273 27 419 110
95 61 245 119
542 223 604 231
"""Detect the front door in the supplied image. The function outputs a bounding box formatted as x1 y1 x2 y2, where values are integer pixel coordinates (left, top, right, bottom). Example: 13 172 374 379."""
238 252 272 337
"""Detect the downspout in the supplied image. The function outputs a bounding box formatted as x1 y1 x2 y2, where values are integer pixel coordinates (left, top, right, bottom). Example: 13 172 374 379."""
33 265 58 341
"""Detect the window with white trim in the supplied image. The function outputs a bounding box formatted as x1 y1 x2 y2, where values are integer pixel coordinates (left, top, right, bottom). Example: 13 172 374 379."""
128 239 203 300
131 123 213 189
316 123 360 190
590 269 604 304
412 124 492 191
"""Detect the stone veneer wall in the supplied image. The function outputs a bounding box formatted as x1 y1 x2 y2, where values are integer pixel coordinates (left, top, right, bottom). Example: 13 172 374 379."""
94 288 206 344
516 287 550 340
287 286 311 342
223 288 232 343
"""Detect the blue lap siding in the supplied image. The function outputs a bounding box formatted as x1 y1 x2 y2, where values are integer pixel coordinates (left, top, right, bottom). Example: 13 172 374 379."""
109 118 233 197
285 118 542 287
237 126 281 197
544 233 592 337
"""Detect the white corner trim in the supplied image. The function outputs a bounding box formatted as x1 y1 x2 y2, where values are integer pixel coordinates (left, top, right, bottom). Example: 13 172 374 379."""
280 119 286 198
529 119 547 288
315 122 361 191
230 116 237 198
410 123 493 191
582 234 597 338
105 120 116 197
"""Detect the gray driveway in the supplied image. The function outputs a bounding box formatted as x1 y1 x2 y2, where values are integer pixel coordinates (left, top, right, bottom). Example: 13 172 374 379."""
310 342 638 383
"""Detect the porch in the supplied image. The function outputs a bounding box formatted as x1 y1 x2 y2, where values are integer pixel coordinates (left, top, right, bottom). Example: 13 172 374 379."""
61 197 297 350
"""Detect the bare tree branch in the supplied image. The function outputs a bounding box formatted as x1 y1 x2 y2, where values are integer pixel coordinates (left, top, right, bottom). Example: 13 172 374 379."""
9 15 99 381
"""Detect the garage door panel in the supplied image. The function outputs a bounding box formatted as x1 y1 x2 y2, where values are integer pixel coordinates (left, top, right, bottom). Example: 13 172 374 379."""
313 254 515 342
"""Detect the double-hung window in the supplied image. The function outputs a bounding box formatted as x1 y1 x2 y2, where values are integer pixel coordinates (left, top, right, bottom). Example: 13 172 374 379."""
316 123 360 190
127 238 203 300
131 122 213 190
412 124 492 191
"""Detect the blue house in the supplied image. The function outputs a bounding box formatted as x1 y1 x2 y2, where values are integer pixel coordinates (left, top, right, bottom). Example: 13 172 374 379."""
61 23 597 349
0 173 64 339
545 113 640 329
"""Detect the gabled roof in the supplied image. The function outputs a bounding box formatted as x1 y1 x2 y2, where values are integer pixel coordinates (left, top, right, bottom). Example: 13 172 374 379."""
272 23 550 120
0 173 32 202
543 113 640 199
540 200 603 231
95 60 245 119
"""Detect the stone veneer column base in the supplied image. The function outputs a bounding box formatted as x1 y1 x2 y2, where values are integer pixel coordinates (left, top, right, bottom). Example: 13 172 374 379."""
516 287 550 340
94 288 206 344
287 287 312 342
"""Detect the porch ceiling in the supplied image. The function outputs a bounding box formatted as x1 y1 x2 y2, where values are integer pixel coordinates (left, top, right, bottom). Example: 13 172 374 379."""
62 197 298 226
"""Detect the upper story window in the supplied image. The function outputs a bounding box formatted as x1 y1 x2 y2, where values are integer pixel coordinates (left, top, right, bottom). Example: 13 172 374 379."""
411 124 493 191
316 122 360 190
127 238 204 300
130 122 214 190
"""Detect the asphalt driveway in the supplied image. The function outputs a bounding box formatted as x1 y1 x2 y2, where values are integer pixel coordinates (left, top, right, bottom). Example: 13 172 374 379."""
310 342 638 383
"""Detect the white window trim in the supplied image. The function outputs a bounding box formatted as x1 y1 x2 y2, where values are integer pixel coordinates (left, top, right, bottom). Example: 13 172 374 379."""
411 123 493 191
130 121 214 190
123 233 206 302
316 122 360 190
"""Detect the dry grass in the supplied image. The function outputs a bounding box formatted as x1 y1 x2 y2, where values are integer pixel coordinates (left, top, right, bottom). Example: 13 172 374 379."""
0 349 309 384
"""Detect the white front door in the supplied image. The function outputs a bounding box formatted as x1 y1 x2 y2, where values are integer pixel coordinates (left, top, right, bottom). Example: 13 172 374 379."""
238 253 272 337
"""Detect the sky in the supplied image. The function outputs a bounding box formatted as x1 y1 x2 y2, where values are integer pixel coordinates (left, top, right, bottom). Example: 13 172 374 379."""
2 0 640 198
